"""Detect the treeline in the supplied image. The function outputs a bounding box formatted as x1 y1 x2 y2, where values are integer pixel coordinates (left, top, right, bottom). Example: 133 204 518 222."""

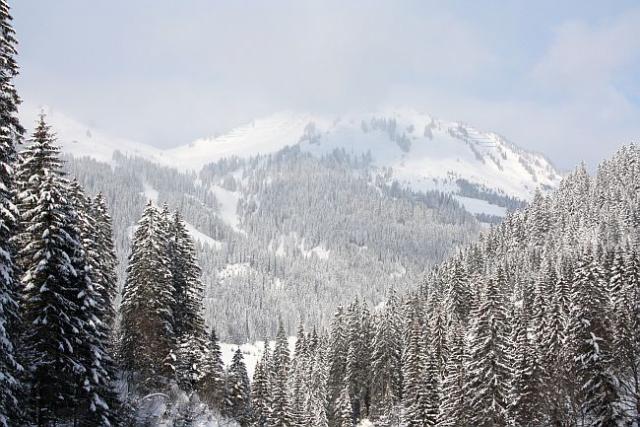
217 146 639 427
66 130 480 343
241 145 640 426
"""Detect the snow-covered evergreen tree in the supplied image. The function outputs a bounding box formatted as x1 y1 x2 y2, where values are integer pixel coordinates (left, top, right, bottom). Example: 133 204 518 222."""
0 0 23 424
335 385 353 427
16 117 116 425
506 305 542 426
463 269 509 426
91 192 119 333
66 180 120 425
251 341 271 426
402 314 425 426
370 288 402 419
438 320 468 426
267 319 291 427
169 210 209 391
119 201 176 393
199 328 226 410
225 347 252 425
326 306 349 423
345 299 371 422
568 251 622 426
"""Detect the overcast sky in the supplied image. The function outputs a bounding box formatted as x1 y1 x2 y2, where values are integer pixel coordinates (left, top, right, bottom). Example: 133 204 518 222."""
12 0 640 170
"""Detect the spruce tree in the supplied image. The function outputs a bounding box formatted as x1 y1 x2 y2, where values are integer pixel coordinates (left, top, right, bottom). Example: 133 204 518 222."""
370 288 402 419
307 347 329 427
16 117 114 424
326 306 348 423
199 328 226 410
225 347 252 425
251 341 271 426
615 248 640 421
335 385 353 427
91 192 119 333
402 314 425 426
289 322 307 427
268 319 291 426
568 251 622 426
169 210 209 392
67 180 120 425
438 321 468 426
506 305 542 426
464 270 509 426
420 346 440 426
345 299 371 421
119 201 176 393
0 1 23 424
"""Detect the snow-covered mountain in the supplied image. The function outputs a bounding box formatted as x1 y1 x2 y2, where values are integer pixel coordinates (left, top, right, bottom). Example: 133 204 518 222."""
41 107 564 341
46 108 561 215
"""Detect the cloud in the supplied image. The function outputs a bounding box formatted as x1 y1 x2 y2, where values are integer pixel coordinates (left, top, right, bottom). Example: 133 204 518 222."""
12 0 640 170
531 10 640 93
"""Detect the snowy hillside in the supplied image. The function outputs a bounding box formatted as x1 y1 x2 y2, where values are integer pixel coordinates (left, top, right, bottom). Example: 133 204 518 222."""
52 107 564 342
43 108 562 207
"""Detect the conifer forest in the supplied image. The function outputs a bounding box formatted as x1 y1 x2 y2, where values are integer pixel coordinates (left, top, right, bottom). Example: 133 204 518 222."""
1 1 640 426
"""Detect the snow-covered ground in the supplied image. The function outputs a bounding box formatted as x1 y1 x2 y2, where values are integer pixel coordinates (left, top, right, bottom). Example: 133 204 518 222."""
184 222 223 249
208 185 242 232
454 195 507 217
220 337 297 381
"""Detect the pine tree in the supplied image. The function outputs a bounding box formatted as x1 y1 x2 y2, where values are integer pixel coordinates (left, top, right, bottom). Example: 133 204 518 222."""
16 117 114 424
443 259 470 325
345 299 371 422
464 270 509 426
199 328 226 410
420 346 440 426
169 210 209 392
370 288 402 419
335 385 353 427
119 201 176 393
91 192 119 333
402 314 425 426
169 211 206 340
0 0 23 423
327 306 349 423
67 180 120 425
568 251 622 426
268 319 291 426
0 10 21 427
251 341 271 426
438 320 468 427
614 248 640 421
307 347 329 427
289 321 307 427
225 347 252 425
506 305 542 426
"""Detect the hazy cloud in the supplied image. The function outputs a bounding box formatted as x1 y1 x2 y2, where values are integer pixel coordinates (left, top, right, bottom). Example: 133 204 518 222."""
12 0 640 170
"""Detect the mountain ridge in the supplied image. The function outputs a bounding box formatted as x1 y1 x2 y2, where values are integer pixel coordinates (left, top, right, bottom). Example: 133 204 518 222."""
33 107 562 211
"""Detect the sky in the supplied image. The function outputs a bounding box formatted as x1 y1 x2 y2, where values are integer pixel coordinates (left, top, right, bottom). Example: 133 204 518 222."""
11 0 640 170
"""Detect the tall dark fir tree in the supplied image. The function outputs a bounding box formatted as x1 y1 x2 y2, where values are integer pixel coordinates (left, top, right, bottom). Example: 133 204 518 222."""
16 117 117 425
119 201 176 394
0 0 23 424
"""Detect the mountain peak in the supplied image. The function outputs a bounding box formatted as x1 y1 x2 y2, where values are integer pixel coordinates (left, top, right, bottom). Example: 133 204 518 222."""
43 107 562 203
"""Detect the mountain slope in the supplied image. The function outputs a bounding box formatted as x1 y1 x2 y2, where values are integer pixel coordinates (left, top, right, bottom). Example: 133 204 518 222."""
49 108 561 212
49 108 563 340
